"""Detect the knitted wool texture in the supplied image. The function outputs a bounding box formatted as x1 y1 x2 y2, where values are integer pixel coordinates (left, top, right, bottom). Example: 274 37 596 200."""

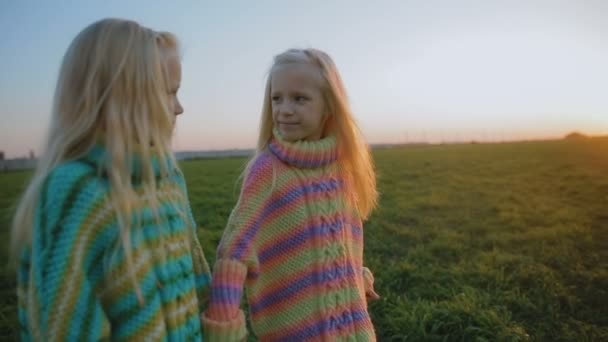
203 129 377 341
17 145 212 341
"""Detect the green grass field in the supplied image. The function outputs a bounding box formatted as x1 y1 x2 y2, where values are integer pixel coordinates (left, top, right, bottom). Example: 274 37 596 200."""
1 137 607 341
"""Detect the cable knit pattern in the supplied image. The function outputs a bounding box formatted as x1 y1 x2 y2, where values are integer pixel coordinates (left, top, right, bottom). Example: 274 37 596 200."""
203 130 377 341
16 145 212 341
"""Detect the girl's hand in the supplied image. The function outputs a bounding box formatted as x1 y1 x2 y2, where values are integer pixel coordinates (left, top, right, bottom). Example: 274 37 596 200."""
362 267 380 301
366 288 381 301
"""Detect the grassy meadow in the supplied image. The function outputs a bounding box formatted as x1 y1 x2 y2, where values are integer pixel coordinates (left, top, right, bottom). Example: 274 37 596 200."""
1 137 607 340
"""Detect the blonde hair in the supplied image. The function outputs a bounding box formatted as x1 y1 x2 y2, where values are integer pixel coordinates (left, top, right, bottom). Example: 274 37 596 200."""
256 48 378 220
10 18 184 299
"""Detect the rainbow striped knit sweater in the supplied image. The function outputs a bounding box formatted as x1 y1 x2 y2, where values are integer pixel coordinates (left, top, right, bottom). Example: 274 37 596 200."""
17 145 212 341
203 129 378 341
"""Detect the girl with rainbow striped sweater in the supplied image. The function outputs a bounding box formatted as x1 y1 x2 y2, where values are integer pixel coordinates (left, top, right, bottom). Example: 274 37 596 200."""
11 19 212 341
203 48 380 341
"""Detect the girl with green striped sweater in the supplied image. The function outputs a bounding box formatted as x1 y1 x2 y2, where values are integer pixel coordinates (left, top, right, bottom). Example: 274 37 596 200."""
11 18 211 341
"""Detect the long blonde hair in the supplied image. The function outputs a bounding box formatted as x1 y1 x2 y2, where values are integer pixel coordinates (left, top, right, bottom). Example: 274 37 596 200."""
10 18 183 297
256 48 378 220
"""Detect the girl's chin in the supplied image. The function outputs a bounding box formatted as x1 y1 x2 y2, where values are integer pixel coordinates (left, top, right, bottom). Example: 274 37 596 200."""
278 129 300 141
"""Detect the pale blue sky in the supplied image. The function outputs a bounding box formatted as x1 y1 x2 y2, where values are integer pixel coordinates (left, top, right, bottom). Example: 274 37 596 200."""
1 0 607 157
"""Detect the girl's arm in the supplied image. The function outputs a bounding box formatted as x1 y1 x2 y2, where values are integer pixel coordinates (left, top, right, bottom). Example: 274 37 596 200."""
20 164 112 341
202 154 275 341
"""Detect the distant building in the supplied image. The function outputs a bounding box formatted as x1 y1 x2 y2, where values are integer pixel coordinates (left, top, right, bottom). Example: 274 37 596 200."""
0 157 37 172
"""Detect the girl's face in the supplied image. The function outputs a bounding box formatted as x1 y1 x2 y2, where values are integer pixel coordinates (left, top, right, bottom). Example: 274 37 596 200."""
270 64 326 142
165 56 183 121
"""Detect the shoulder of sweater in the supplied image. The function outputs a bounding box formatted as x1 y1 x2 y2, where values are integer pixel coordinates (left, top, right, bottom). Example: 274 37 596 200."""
244 152 277 184
30 161 115 257
249 150 276 173
42 160 108 215
239 151 292 201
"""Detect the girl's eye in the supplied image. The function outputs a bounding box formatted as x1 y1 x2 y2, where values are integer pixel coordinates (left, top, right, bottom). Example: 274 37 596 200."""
296 96 308 102
271 96 281 102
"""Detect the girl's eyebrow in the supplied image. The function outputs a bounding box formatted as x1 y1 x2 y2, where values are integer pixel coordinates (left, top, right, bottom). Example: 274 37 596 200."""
291 90 311 96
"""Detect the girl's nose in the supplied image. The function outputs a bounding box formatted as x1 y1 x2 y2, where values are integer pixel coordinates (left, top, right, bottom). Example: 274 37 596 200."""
175 102 184 116
278 102 294 115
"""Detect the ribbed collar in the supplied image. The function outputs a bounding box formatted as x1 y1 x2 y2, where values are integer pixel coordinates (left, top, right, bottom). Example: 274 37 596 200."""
268 128 338 168
81 144 177 180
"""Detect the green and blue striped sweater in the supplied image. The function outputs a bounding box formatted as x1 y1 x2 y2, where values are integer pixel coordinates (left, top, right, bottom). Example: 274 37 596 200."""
17 146 212 341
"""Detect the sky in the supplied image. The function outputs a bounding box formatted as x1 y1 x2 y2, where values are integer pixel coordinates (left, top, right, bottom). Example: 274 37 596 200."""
1 0 607 158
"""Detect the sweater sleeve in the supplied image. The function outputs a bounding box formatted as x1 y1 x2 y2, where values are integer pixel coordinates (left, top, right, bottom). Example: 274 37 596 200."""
202 153 275 341
348 208 380 301
177 171 213 310
188 211 213 311
19 164 112 341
